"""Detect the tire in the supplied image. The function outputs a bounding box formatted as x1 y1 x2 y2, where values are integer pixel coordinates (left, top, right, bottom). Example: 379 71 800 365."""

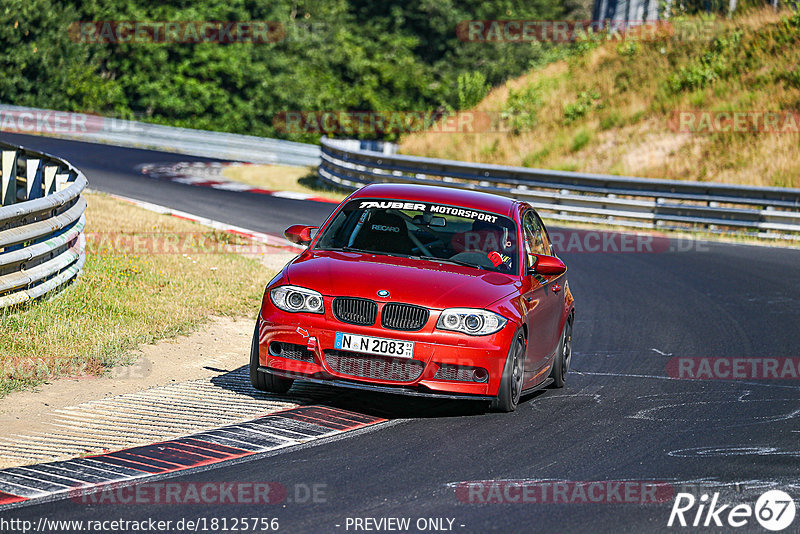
549 317 573 388
490 330 526 413
249 319 294 394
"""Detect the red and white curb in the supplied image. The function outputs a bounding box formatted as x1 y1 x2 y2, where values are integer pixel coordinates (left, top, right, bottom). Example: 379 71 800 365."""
139 162 339 204
91 190 305 254
0 405 385 509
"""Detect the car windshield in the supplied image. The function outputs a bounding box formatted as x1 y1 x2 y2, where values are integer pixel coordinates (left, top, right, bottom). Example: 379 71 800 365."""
315 198 519 274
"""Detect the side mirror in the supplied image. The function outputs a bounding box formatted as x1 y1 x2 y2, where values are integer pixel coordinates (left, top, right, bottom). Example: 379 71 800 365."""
284 225 318 246
529 254 566 276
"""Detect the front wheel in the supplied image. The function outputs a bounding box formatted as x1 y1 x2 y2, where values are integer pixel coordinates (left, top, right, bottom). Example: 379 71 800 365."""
249 319 293 394
549 317 572 388
491 331 526 413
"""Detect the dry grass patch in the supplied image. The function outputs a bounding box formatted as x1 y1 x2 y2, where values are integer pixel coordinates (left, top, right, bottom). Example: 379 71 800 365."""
0 192 272 398
223 164 348 200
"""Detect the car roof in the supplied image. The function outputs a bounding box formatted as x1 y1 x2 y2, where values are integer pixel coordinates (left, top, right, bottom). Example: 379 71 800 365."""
348 183 520 218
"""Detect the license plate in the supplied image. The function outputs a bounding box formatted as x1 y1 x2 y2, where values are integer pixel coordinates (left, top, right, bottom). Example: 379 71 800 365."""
334 332 414 358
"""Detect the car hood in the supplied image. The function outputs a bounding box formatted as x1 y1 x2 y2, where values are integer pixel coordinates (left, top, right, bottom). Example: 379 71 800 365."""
285 250 519 310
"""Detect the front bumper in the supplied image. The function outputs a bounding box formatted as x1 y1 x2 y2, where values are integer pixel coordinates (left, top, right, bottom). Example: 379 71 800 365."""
260 368 496 401
258 301 516 398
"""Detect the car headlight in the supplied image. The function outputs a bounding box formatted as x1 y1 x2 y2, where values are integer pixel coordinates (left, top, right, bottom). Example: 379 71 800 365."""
270 286 324 314
436 308 507 336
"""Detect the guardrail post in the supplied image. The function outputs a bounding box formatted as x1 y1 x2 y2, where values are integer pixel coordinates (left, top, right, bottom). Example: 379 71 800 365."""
1 150 16 206
43 165 58 196
26 158 43 200
55 173 70 192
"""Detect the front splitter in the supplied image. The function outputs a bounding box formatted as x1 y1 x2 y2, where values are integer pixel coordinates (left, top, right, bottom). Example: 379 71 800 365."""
263 367 497 401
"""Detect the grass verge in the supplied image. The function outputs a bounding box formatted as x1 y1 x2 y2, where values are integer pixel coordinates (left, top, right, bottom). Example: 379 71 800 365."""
223 164 348 201
0 192 272 399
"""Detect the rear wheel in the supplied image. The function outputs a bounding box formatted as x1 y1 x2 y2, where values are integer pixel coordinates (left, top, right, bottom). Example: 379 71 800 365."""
550 317 573 388
249 319 293 394
491 331 526 412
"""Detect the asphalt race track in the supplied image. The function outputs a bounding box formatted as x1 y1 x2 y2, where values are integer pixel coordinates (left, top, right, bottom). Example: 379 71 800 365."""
0 132 335 234
2 132 799 533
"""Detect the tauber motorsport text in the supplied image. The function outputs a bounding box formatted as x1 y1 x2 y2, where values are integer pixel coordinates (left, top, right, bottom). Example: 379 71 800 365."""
357 201 499 223
668 490 796 531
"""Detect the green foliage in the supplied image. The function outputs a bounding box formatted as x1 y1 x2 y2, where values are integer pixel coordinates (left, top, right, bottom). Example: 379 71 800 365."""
667 31 742 92
0 0 573 142
479 138 501 158
551 161 578 171
599 110 622 130
456 71 489 110
776 67 800 89
614 69 633 92
563 90 602 123
522 147 549 167
792 9 800 28
616 41 639 57
0 0 122 113
570 128 590 152
502 83 542 135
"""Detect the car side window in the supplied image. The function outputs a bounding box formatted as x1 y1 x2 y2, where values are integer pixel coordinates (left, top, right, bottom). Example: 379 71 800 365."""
533 212 552 255
522 211 547 269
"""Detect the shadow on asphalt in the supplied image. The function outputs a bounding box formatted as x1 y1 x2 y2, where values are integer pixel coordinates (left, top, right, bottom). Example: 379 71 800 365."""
210 365 550 420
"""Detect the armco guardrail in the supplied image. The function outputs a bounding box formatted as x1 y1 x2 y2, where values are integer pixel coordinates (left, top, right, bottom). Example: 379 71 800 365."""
0 140 86 310
319 137 800 238
0 104 320 167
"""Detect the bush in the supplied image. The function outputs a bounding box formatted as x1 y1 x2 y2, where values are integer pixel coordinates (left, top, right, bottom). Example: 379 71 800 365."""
667 31 742 92
563 90 602 123
456 72 489 110
502 84 542 135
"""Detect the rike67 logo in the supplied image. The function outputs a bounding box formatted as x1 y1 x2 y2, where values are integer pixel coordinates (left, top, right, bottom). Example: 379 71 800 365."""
668 490 796 531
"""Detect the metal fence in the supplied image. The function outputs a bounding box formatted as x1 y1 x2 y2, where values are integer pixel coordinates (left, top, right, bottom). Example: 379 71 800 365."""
0 104 320 167
0 141 86 310
318 137 800 239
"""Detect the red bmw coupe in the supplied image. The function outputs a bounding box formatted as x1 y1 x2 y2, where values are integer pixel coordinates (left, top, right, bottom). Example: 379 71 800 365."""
250 183 574 412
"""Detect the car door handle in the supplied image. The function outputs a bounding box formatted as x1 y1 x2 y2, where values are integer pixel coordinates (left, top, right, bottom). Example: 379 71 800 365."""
551 284 562 294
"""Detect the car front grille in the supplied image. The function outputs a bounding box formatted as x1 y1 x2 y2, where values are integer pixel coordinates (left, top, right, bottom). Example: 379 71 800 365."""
269 342 315 363
332 297 377 326
325 350 424 382
381 303 429 331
